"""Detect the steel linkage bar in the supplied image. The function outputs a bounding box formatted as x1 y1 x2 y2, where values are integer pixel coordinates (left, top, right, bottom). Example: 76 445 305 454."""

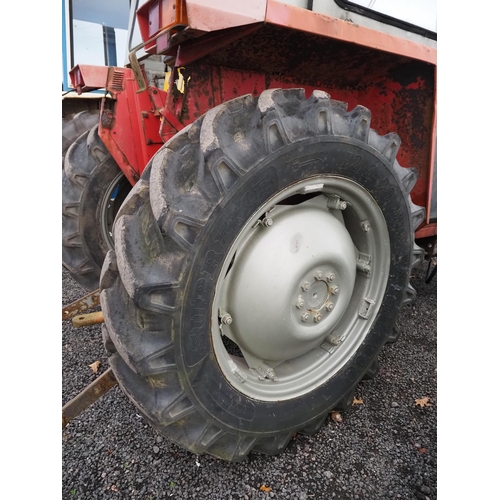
62 368 117 429
62 289 101 321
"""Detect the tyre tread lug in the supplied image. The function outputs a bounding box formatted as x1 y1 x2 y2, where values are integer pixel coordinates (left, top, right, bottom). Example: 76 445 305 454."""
161 394 196 425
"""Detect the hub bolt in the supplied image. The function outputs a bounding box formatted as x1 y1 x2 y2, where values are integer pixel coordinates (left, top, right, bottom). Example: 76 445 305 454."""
314 314 323 323
326 273 335 282
301 281 310 292
263 217 273 227
296 296 305 309
314 270 323 280
219 310 233 325
361 221 370 232
327 196 348 210
301 312 310 322
326 301 334 312
330 285 340 295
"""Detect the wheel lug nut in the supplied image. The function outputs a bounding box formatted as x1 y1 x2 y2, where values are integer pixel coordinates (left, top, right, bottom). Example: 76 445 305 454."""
327 196 348 210
361 220 370 232
314 313 323 323
314 270 323 280
296 296 305 309
301 281 310 291
301 312 309 322
326 273 335 282
326 301 334 312
219 310 233 325
330 285 340 295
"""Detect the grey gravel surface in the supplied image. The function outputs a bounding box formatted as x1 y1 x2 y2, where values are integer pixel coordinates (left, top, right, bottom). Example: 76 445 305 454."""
62 259 436 500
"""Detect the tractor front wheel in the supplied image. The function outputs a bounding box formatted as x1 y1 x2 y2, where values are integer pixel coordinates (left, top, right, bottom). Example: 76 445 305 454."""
62 124 132 290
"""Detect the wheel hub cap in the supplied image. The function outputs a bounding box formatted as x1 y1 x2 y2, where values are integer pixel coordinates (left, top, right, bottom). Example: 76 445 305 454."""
226 204 357 361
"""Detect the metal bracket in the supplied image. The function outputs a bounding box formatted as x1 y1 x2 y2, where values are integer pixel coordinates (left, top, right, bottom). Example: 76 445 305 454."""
62 368 117 429
72 311 104 328
358 297 376 319
356 253 372 277
62 289 100 321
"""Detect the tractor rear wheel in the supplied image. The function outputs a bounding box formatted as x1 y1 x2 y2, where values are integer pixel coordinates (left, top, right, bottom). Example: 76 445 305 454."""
100 89 424 461
62 124 132 290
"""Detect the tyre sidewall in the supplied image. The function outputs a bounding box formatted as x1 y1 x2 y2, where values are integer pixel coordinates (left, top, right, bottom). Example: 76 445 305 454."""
180 138 412 433
80 160 124 269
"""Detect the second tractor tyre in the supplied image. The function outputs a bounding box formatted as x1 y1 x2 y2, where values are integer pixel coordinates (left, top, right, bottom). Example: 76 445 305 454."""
62 110 100 166
100 89 425 461
62 124 132 290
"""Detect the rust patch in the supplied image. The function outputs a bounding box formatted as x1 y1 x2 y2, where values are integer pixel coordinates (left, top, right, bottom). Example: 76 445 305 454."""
62 368 117 429
62 289 101 321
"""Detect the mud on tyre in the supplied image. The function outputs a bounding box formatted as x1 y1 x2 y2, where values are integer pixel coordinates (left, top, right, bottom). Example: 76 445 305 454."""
100 89 425 461
62 124 132 290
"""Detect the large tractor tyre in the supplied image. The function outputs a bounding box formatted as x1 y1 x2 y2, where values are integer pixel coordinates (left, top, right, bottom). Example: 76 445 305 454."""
100 89 425 462
62 110 99 165
62 124 132 291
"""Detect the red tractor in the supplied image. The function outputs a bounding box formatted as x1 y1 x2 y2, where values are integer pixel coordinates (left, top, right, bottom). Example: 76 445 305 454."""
62 0 436 462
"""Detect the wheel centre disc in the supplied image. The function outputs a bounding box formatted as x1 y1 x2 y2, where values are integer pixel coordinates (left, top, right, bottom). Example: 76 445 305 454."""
212 176 391 401
223 202 357 362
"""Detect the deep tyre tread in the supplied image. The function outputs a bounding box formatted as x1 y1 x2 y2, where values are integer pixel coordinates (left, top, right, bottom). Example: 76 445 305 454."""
101 88 425 461
62 110 99 164
62 125 132 290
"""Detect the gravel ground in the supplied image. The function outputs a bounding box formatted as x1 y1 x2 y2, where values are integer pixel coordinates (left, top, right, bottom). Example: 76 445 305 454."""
62 259 436 500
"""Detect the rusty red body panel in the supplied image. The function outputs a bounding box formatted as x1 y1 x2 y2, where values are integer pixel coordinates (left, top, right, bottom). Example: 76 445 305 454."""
265 1 436 65
72 0 436 236
164 22 436 233
98 67 174 185
69 65 109 94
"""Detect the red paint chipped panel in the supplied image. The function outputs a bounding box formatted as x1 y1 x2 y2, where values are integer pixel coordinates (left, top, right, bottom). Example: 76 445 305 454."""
185 0 266 32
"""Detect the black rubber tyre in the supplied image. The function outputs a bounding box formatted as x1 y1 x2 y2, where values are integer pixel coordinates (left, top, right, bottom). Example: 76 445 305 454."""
62 124 132 291
100 89 425 462
62 110 99 166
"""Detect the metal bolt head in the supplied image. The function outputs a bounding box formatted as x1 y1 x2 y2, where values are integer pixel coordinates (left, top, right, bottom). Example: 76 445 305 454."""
326 301 334 312
361 221 370 232
314 313 323 323
330 285 340 295
263 217 273 227
327 196 348 211
301 281 310 292
314 270 323 280
220 313 233 325
301 312 310 322
326 273 335 282
295 296 305 309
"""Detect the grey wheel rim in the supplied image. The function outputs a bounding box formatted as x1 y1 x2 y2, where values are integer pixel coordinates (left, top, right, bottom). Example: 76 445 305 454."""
101 172 129 250
212 176 390 401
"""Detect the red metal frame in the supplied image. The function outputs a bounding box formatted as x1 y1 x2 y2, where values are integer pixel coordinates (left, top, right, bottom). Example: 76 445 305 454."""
69 65 109 94
136 0 188 54
68 1 437 237
98 67 168 185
